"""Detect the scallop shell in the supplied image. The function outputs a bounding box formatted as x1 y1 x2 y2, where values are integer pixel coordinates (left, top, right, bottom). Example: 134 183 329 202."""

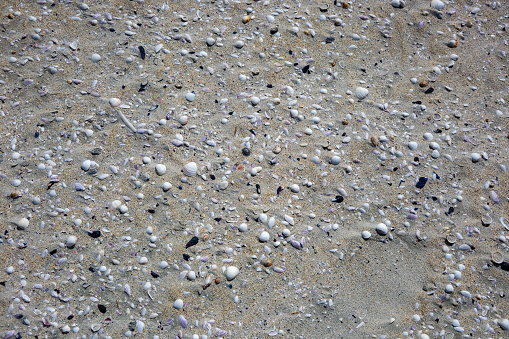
355 87 369 100
431 0 445 10
481 214 493 226
183 162 197 176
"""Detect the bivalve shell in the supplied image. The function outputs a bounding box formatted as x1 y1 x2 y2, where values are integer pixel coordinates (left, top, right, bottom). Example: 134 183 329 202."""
492 251 504 264
155 164 167 176
224 266 240 281
355 87 369 100
431 0 445 10
183 162 198 176
109 98 121 107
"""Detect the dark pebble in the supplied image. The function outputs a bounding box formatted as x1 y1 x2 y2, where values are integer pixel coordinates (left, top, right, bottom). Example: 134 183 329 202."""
416 177 428 189
183 253 190 261
88 230 101 238
332 195 344 203
185 236 199 248
151 271 159 278
98 304 107 313
501 262 509 271
90 147 102 155
424 87 434 94
242 147 251 156
138 46 146 60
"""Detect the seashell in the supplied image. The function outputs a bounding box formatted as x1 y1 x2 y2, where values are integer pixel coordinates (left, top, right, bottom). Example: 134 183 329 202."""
492 251 504 264
178 115 188 125
218 181 229 190
330 156 341 165
109 98 121 107
155 164 166 176
273 145 282 154
445 234 456 245
431 0 445 10
361 231 371 240
481 214 493 226
136 320 145 333
183 162 197 176
446 39 458 48
224 266 239 281
371 136 379 147
242 15 251 24
16 218 29 230
355 87 369 100
501 217 509 231
391 0 405 8
178 315 188 329
91 324 101 332
375 223 388 235
81 159 91 171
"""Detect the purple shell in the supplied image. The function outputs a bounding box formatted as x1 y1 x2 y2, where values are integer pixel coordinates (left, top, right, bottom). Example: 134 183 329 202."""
178 314 187 329
491 191 500 204
407 214 417 220
4 330 15 339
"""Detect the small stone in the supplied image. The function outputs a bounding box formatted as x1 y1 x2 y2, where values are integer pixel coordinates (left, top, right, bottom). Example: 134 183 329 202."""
185 92 196 102
225 266 240 281
250 96 260 105
241 147 251 156
206 37 216 46
81 160 91 171
499 319 509 331
62 325 71 333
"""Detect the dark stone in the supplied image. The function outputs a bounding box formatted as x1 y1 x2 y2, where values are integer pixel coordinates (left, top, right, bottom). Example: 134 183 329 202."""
151 271 159 278
138 46 146 60
416 177 428 189
241 147 251 156
183 253 190 261
88 230 101 238
424 87 434 94
185 236 199 248
332 195 344 203
90 148 102 155
501 262 509 271
98 304 107 313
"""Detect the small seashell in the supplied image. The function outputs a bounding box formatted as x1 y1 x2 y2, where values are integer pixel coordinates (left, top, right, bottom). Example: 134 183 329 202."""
136 320 145 333
273 145 282 154
371 136 379 147
109 98 121 107
242 15 251 24
355 87 369 100
173 299 184 309
375 223 388 235
183 162 197 176
178 315 188 329
391 0 405 8
471 153 482 163
81 159 91 171
66 235 77 248
155 164 167 176
481 215 493 226
492 251 504 264
259 231 270 242
445 234 456 245
91 324 101 332
446 39 458 48
218 181 229 190
224 266 240 281
431 0 445 10
16 218 29 230
361 231 371 240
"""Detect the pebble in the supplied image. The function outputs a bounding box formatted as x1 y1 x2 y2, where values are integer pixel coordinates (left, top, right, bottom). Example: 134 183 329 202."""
173 299 184 309
471 153 481 162
109 98 121 107
408 142 418 150
66 235 77 248
17 218 29 230
259 231 270 242
375 223 388 236
185 92 196 102
361 231 372 240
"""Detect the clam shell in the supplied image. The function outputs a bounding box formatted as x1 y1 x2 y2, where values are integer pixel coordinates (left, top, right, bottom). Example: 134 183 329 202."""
355 87 369 100
481 214 493 226
492 251 504 264
109 98 121 107
445 234 456 245
183 162 197 176
431 0 445 10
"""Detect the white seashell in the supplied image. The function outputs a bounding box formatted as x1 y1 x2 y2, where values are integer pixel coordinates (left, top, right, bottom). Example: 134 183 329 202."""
162 182 172 191
218 181 229 190
492 251 504 264
330 156 341 165
66 235 77 248
173 299 184 309
284 215 295 226
238 223 248 232
183 162 197 176
259 231 270 242
408 141 418 150
17 218 29 230
268 217 275 228
499 319 509 331
250 166 263 176
136 320 145 333
250 96 260 105
431 0 445 10
391 0 405 8
375 223 388 235
290 184 300 193
361 231 371 240
155 164 166 176
259 213 268 223
178 115 188 125
109 98 121 107
224 266 240 280
355 87 369 100
81 160 91 171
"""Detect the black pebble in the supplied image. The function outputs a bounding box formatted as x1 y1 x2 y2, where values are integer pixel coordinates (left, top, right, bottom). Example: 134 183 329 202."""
416 177 428 189
88 230 101 238
447 207 454 215
424 87 434 94
151 271 159 278
302 65 310 73
183 253 190 261
242 147 251 156
185 236 199 248
501 262 509 271
332 195 344 203
138 46 146 60
98 304 106 313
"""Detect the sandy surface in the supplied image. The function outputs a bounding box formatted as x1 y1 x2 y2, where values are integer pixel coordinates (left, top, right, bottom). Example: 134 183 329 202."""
0 0 509 338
